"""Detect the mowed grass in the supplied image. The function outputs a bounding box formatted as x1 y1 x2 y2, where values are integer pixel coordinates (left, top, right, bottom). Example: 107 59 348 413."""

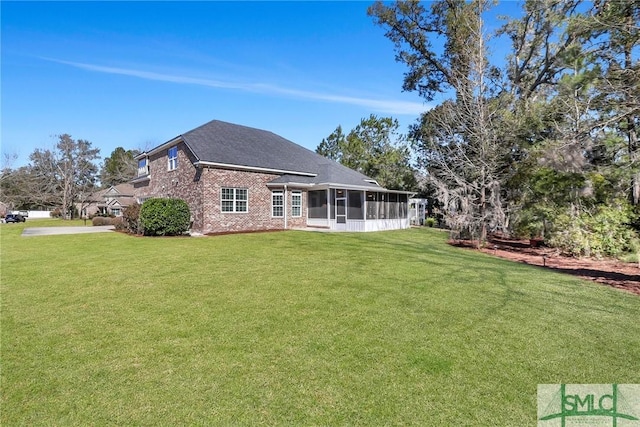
1 222 639 425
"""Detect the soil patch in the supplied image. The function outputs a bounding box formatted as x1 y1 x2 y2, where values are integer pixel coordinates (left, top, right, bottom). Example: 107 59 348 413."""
450 236 640 296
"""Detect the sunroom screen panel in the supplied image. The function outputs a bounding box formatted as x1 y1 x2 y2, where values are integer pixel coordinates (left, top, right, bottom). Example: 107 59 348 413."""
348 190 364 220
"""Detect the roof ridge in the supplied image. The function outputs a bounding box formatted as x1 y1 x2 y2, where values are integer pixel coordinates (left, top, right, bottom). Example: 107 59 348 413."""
183 119 276 137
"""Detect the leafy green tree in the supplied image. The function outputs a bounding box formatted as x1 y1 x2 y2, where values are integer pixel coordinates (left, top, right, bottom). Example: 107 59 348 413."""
498 0 587 103
317 115 416 190
579 0 640 204
371 0 510 243
100 147 139 187
369 0 638 251
316 126 345 162
504 0 639 244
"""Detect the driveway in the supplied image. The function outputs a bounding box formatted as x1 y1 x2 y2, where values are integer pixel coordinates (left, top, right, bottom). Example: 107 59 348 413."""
22 225 115 237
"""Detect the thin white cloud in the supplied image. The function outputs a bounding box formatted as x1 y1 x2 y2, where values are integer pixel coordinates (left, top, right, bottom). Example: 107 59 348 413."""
44 58 428 116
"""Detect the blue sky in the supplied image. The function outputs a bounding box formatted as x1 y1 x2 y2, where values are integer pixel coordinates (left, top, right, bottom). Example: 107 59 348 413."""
2 1 520 168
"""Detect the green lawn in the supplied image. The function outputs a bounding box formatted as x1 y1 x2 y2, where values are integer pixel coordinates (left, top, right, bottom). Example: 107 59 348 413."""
1 222 638 425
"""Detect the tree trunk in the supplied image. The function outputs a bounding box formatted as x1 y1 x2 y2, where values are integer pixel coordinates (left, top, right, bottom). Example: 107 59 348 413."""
479 185 487 245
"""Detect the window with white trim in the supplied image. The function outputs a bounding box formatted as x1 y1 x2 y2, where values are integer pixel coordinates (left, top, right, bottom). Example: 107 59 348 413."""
221 188 248 213
138 157 149 176
272 190 284 217
291 191 302 217
168 146 178 171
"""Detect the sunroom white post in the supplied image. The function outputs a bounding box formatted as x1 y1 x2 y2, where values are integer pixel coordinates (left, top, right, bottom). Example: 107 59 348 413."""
363 191 367 223
326 189 330 220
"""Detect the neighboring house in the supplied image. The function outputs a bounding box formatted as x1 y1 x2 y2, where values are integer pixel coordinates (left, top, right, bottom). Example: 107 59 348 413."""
78 183 136 217
132 119 412 234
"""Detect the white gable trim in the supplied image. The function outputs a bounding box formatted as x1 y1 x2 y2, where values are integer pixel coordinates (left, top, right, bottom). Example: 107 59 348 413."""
141 136 197 160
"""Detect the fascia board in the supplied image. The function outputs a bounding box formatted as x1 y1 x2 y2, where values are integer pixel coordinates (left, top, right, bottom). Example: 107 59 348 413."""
194 161 317 177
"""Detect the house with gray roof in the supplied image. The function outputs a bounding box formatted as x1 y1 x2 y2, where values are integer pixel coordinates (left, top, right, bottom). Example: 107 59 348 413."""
77 183 136 218
132 120 411 234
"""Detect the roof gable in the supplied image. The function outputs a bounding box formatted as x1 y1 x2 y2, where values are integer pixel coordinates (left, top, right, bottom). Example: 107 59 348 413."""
103 183 134 196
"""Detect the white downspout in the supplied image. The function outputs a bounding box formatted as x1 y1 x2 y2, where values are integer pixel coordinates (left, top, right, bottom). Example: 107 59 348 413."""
284 184 288 230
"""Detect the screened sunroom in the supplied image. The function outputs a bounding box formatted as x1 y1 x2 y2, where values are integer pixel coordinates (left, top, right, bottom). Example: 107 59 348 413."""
307 188 411 232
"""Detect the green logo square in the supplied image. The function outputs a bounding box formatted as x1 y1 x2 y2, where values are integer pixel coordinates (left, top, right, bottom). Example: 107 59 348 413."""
538 384 640 426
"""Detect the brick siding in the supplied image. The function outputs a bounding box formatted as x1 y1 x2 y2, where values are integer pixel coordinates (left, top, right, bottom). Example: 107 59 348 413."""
133 141 308 234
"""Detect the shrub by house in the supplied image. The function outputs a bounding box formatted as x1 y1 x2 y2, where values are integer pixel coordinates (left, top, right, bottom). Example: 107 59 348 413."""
139 198 190 236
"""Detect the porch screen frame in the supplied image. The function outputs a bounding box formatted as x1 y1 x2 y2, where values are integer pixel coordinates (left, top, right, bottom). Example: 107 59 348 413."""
347 190 364 220
308 190 328 219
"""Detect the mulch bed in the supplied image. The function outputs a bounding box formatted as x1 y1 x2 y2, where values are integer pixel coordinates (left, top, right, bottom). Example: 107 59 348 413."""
450 236 640 296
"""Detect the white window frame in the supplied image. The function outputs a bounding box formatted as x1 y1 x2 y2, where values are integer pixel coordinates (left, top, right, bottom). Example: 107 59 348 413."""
291 191 302 217
272 190 284 218
138 157 149 177
221 188 248 213
168 146 178 171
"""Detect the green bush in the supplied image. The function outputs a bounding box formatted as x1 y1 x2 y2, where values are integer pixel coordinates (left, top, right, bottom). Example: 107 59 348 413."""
139 198 191 236
511 206 555 239
547 203 637 258
425 217 436 227
122 202 143 235
620 252 639 264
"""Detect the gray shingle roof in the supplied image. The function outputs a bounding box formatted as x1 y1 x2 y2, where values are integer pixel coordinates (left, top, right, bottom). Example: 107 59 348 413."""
179 120 383 190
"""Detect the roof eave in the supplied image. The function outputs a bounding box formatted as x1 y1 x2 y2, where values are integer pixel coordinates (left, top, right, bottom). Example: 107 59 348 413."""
267 181 387 192
295 183 413 194
266 182 316 188
320 182 386 192
130 175 151 184
194 161 317 177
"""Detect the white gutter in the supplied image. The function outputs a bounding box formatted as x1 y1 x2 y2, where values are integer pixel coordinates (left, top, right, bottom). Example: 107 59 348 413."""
317 183 414 194
265 182 316 188
316 183 382 191
194 161 317 177
266 181 384 192
265 181 414 197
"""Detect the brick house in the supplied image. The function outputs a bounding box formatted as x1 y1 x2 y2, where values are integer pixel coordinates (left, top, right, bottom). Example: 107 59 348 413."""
132 120 411 234
78 183 136 218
